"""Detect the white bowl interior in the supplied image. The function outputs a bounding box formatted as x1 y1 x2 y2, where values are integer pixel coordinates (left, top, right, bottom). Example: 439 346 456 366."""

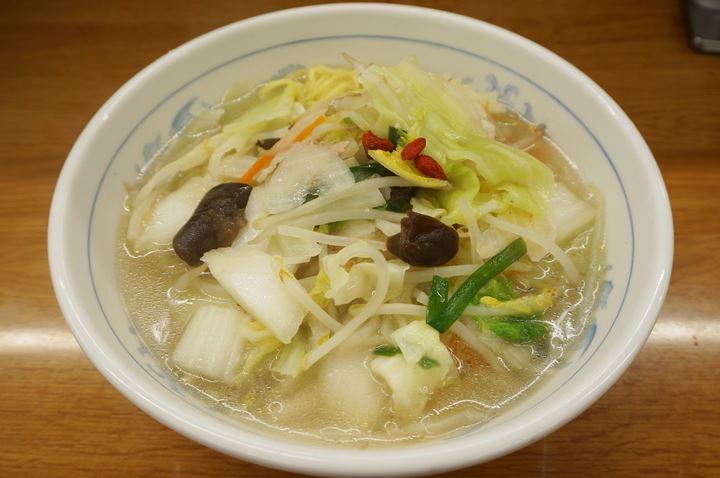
49 4 672 477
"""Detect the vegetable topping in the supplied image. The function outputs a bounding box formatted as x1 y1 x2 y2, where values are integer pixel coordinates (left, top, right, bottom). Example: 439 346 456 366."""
173 182 252 266
426 238 527 333
387 212 459 266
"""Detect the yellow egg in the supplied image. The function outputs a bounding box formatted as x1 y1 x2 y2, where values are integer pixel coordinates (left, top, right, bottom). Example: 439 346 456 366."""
367 150 449 189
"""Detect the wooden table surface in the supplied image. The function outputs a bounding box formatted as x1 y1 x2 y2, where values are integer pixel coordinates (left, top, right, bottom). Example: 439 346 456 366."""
2 1 718 476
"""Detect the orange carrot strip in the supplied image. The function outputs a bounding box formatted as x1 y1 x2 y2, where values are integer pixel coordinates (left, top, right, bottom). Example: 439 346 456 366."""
295 115 326 142
239 116 327 184
239 154 273 184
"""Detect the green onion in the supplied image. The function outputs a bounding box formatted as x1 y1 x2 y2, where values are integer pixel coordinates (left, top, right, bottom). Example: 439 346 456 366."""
350 163 394 182
426 275 449 326
427 238 527 333
373 345 402 356
388 126 407 147
418 356 439 369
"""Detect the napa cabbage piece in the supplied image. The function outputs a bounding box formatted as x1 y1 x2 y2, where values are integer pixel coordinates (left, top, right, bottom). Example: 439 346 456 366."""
134 175 218 251
265 143 356 214
203 247 305 343
272 232 322 265
172 305 247 382
546 183 596 244
370 321 454 417
358 57 555 220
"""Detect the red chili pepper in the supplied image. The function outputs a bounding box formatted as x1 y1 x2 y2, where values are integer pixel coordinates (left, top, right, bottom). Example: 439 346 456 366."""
401 137 426 161
362 131 395 153
414 155 447 180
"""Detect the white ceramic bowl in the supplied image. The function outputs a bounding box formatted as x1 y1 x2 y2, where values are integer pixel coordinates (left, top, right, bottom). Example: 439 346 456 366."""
48 4 673 476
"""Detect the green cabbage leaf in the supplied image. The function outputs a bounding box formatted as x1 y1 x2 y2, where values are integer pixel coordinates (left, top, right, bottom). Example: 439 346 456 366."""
358 57 555 221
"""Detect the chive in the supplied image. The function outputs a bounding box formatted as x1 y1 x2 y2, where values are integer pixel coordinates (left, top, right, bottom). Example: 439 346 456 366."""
373 345 402 356
418 356 439 369
426 275 449 326
388 126 407 147
427 238 527 333
350 163 394 182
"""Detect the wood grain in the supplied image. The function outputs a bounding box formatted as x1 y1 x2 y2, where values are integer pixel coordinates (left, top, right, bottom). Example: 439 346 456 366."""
1 1 718 476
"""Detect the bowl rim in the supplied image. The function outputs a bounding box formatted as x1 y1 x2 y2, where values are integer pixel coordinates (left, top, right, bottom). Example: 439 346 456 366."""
48 3 673 476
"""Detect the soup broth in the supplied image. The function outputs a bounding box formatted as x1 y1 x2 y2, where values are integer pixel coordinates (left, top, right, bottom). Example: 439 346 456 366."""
117 58 603 445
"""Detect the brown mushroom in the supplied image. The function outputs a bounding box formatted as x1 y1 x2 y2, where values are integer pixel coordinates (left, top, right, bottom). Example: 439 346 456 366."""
172 182 252 266
386 212 459 267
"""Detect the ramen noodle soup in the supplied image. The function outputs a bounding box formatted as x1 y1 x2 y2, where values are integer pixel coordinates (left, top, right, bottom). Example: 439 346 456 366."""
118 56 605 444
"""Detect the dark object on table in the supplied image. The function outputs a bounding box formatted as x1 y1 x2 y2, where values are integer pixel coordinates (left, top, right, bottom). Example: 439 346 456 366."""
686 0 720 53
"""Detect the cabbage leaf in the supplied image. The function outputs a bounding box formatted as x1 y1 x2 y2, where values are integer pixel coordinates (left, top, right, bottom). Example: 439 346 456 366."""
370 321 454 416
478 288 558 316
358 57 555 220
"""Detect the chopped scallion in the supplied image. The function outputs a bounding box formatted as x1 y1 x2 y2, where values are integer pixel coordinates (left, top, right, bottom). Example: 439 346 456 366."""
426 275 449 325
388 126 407 147
373 345 402 356
418 356 439 369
